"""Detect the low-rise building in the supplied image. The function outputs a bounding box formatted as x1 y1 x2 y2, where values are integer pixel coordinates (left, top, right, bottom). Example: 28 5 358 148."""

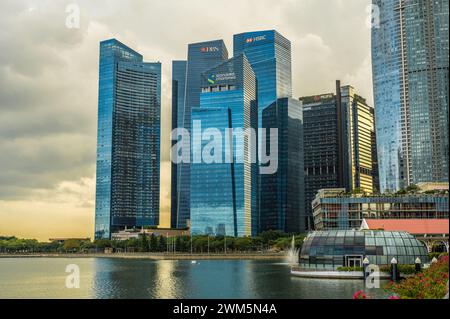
361 218 449 253
299 230 428 270
312 188 448 231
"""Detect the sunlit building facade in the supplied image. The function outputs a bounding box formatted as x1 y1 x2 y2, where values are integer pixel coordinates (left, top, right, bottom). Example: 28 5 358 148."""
301 81 378 230
372 0 449 192
190 54 258 237
95 39 161 239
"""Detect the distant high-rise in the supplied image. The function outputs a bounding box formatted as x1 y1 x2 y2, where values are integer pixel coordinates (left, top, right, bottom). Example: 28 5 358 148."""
372 0 449 192
174 40 228 229
95 39 161 239
340 85 378 193
171 60 187 229
300 81 378 229
190 54 258 237
260 98 304 233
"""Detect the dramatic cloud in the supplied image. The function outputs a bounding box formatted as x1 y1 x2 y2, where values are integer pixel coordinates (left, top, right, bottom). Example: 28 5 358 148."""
0 0 372 240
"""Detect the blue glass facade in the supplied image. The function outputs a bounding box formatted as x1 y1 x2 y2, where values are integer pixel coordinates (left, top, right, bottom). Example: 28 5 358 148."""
372 0 449 192
175 40 228 229
234 30 294 234
233 30 292 112
260 98 305 233
190 54 258 237
95 39 161 239
403 0 449 185
171 60 187 228
371 0 404 193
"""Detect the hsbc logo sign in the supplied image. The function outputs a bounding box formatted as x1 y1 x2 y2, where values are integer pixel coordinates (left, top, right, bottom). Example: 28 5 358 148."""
245 35 267 44
200 46 219 53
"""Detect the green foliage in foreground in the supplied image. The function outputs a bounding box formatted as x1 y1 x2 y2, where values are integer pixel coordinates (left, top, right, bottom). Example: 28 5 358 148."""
337 266 364 272
387 255 449 299
0 230 306 254
338 264 421 274
379 264 419 275
428 252 448 260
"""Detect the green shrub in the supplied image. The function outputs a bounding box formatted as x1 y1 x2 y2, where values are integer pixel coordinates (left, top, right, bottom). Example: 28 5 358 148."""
337 266 364 272
428 252 448 260
387 255 449 299
380 264 418 274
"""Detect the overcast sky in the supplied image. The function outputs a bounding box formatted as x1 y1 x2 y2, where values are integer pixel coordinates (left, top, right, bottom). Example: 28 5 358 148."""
0 0 373 241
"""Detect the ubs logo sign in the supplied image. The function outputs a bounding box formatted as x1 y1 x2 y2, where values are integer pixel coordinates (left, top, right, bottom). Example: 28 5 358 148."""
200 46 219 53
245 35 267 44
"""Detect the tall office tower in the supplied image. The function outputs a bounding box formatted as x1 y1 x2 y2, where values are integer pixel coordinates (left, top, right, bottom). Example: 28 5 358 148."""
234 30 292 111
170 60 187 228
234 30 293 233
174 40 228 229
372 0 449 192
340 85 377 193
260 98 304 233
190 54 258 237
300 81 377 229
95 39 161 239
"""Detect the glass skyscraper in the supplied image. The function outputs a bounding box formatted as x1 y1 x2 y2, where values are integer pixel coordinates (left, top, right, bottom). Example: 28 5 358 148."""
234 30 295 234
171 60 187 228
372 0 449 192
190 54 259 237
173 40 228 229
95 39 161 239
260 98 304 233
233 30 292 112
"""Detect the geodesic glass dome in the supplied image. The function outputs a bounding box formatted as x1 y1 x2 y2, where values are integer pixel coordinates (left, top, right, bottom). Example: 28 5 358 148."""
299 230 428 270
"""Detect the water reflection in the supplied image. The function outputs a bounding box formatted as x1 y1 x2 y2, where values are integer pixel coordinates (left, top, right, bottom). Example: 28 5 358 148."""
154 260 180 298
0 258 391 299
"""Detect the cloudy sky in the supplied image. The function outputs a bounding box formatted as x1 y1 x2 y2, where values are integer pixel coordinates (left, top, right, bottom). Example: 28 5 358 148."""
0 0 373 241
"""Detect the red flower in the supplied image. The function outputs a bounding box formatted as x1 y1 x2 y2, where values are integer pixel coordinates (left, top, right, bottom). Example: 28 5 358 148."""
353 290 367 299
388 295 400 300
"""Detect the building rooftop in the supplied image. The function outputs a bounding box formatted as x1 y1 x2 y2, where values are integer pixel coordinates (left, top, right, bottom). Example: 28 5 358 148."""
314 187 448 199
361 219 449 235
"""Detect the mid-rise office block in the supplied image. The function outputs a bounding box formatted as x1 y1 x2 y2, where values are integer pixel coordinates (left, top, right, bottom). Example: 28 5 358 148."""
312 188 449 231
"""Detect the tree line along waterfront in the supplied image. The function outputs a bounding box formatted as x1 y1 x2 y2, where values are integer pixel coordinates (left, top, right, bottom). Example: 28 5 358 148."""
0 231 305 254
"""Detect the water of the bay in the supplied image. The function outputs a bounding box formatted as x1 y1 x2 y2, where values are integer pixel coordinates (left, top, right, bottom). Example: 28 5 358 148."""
0 258 391 299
